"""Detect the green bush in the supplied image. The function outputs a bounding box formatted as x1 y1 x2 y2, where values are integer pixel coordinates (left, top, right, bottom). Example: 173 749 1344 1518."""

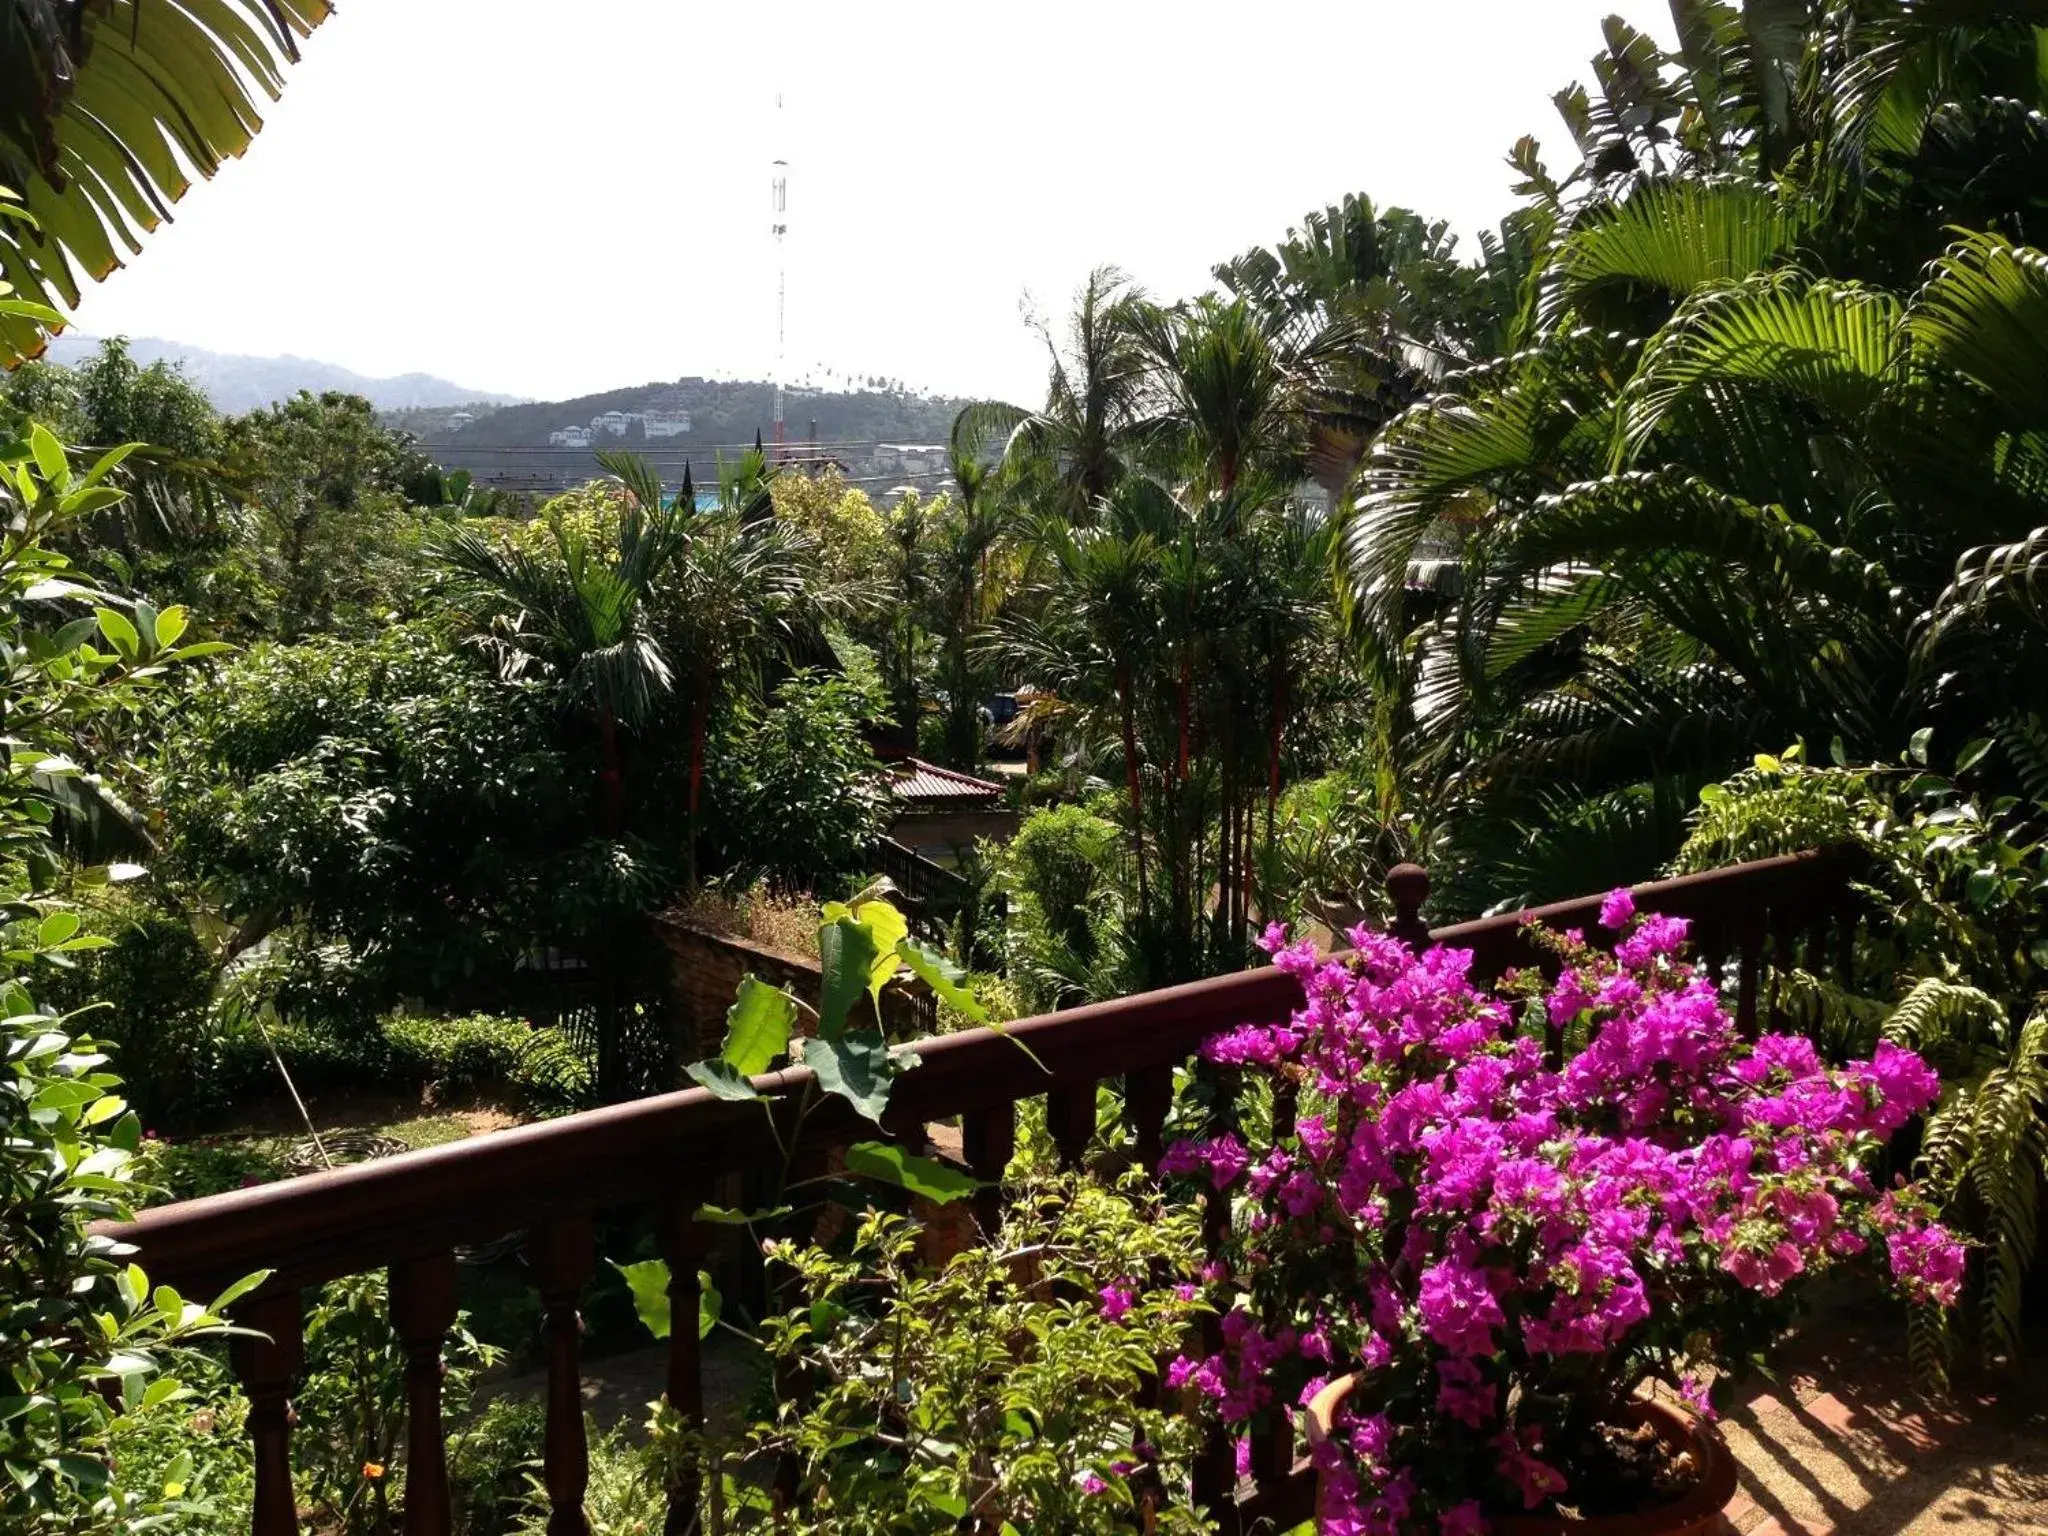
508 1028 595 1119
41 889 221 1125
139 1136 289 1204
705 671 889 894
449 1396 545 1536
385 1012 532 1098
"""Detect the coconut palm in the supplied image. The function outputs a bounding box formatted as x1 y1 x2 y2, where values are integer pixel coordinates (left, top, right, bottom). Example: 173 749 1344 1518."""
434 458 690 838
0 0 331 365
952 266 1151 525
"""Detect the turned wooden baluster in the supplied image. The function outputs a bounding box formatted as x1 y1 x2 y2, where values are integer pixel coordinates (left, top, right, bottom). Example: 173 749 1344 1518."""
1190 1182 1236 1515
1735 909 1766 1040
1127 1065 1173 1171
230 1289 304 1536
961 1102 1015 1235
659 1186 710 1536
391 1252 460 1536
1385 863 1431 951
1047 1083 1095 1171
531 1218 595 1536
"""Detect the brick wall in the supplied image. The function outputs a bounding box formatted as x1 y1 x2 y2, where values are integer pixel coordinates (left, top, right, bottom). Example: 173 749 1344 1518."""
651 915 823 1064
651 913 930 1067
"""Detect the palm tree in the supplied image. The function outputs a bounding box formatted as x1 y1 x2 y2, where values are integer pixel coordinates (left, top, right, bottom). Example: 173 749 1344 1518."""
435 455 690 838
0 0 331 365
660 455 822 885
953 267 1151 525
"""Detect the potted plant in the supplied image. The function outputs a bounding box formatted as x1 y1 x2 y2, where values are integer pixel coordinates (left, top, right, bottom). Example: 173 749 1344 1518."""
1161 891 1964 1536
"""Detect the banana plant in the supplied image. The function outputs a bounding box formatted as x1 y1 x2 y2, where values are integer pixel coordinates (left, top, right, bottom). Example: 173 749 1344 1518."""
621 896 995 1342
0 1 331 365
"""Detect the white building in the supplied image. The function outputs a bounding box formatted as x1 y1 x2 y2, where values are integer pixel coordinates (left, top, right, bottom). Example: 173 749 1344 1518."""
642 408 692 439
549 425 593 448
590 411 634 437
445 410 475 432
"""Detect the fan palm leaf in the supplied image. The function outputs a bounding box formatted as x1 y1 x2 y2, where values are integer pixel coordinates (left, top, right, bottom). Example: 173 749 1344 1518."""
0 0 331 364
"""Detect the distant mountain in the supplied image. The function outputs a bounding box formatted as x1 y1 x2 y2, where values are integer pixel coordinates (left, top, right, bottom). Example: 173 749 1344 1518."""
42 334 524 414
427 377 981 499
447 377 969 452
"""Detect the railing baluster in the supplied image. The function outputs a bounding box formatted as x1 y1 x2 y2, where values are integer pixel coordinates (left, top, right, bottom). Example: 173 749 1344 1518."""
1192 1180 1236 1518
1127 1065 1173 1171
229 1289 303 1536
532 1218 595 1536
658 1185 710 1536
1047 1083 1095 1171
391 1252 459 1536
961 1102 1015 1235
1385 862 1431 950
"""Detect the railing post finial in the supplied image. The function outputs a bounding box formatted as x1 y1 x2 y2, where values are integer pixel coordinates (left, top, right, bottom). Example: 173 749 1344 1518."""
1386 862 1431 950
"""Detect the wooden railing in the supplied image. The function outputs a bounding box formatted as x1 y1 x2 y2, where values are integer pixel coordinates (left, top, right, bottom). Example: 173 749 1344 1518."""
873 835 976 944
99 846 1863 1536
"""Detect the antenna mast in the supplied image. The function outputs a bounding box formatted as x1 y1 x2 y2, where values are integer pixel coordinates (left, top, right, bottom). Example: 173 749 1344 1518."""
771 93 788 461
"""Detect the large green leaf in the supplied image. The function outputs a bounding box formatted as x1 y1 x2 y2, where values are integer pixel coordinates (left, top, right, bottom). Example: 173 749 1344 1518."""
0 1 333 365
843 1140 980 1204
718 976 797 1077
1557 180 1811 317
684 1059 760 1102
612 1259 720 1342
816 915 881 1039
1911 232 2048 431
807 1029 909 1124
894 938 987 1025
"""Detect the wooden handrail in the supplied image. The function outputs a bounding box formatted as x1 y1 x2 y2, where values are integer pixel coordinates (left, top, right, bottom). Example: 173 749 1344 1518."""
99 845 1865 1536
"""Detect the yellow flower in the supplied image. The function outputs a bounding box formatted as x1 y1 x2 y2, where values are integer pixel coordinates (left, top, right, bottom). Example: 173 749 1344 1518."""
362 1462 385 1480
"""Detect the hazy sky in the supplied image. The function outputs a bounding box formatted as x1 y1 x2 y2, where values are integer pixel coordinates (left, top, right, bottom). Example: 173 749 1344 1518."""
63 1 1664 405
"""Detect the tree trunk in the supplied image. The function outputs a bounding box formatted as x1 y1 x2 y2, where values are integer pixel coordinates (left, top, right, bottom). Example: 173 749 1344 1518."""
598 707 624 838
1116 658 1148 911
1176 651 1191 782
685 669 710 890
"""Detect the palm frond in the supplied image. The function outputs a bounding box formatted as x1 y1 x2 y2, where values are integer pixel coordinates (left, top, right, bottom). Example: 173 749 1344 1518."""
0 0 331 364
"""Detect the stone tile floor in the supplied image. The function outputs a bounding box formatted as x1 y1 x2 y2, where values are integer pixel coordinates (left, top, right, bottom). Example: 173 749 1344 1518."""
1706 1306 2048 1536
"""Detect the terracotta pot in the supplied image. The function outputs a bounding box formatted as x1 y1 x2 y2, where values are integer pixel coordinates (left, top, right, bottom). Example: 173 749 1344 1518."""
1303 1376 1738 1536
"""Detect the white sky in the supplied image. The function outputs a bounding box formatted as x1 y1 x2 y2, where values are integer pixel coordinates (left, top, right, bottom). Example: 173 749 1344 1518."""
62 0 1662 405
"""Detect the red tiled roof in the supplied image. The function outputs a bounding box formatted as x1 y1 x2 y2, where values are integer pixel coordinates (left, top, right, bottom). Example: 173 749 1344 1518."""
888 757 1005 805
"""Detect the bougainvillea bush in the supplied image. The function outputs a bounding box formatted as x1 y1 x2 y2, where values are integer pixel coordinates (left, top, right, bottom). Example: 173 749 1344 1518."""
1161 892 1963 1535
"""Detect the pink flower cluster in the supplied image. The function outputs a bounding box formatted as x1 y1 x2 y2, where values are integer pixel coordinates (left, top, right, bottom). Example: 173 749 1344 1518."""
1162 897 1963 1536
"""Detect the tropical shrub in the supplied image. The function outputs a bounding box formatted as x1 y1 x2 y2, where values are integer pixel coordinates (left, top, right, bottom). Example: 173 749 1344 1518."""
448 1395 546 1536
160 625 585 1010
384 1011 535 1099
703 671 888 895
1164 897 1961 1531
995 803 1122 1010
41 888 219 1123
138 1136 290 1205
0 422 266 1529
646 1174 1209 1534
293 1272 500 1536
1671 743 2048 1363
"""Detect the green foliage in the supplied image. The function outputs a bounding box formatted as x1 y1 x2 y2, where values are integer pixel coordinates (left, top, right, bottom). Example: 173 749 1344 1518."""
448 1396 545 1536
651 1173 1210 1534
221 390 440 638
0 419 265 1530
137 1136 288 1205
383 1012 538 1099
995 803 1123 1010
40 888 217 1123
159 624 586 1008
1673 746 2048 1364
704 671 888 895
292 1271 500 1536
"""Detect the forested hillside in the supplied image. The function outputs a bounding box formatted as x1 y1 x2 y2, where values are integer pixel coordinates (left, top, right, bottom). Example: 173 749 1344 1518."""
445 375 970 448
